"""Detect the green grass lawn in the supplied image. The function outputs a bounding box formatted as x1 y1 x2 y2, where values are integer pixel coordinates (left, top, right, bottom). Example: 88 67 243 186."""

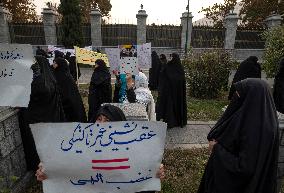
188 98 228 121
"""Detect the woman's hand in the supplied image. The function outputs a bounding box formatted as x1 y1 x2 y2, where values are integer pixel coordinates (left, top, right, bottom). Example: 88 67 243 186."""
35 162 47 181
126 73 134 89
156 164 165 180
209 140 217 152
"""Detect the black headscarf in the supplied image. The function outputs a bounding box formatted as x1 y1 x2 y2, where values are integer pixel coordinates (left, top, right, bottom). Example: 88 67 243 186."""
156 53 187 128
19 56 65 171
36 46 48 58
53 57 87 122
149 51 162 90
92 104 127 122
228 56 261 100
64 51 71 61
199 78 279 193
273 57 284 113
54 50 64 59
160 54 167 65
88 59 112 121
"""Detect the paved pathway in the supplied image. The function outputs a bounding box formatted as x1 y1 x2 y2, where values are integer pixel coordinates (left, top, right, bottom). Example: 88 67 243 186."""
165 122 216 149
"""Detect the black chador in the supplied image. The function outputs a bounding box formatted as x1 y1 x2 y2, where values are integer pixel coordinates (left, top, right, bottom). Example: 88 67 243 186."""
274 57 284 114
198 79 279 193
156 53 187 128
88 59 112 122
228 56 261 100
19 56 65 171
53 57 87 122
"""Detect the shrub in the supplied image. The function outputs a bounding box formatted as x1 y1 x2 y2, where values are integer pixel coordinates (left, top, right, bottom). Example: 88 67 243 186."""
262 26 284 78
184 50 236 99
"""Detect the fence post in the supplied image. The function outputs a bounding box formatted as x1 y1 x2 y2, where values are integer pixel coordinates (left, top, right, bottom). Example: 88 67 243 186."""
0 7 11 43
90 8 102 48
265 13 283 28
136 9 148 45
42 8 58 45
224 12 239 50
180 12 193 50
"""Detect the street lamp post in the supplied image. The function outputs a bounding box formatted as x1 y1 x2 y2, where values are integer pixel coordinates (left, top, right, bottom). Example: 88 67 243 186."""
185 0 190 54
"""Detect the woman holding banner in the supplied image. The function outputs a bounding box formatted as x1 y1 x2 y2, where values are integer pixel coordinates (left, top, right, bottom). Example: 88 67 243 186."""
36 104 165 193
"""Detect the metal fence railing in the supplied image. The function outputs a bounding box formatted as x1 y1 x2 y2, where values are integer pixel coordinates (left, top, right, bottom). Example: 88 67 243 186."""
146 25 181 48
235 29 266 49
9 22 45 45
191 27 225 48
102 24 137 46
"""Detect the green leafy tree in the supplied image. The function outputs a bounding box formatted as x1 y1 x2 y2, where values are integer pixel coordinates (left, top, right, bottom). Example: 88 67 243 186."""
200 0 284 28
262 26 284 77
0 0 38 23
184 50 236 99
58 0 83 48
80 0 112 23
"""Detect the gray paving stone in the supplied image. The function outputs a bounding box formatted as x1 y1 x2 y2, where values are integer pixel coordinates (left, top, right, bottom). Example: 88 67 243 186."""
166 125 211 145
0 135 15 158
0 123 4 141
3 115 18 136
12 129 22 148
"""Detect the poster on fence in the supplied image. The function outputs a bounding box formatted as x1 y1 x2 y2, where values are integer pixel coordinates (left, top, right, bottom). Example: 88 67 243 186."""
31 121 167 193
0 44 33 107
137 43 151 69
119 45 137 58
119 57 139 75
105 48 120 73
74 46 109 67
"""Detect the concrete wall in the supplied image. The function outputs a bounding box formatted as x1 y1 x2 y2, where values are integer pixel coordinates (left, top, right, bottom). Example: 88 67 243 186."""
0 107 31 193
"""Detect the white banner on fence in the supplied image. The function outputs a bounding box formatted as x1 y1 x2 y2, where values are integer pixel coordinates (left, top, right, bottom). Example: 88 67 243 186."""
119 57 139 75
137 43 151 69
31 121 167 193
0 44 33 107
105 48 120 73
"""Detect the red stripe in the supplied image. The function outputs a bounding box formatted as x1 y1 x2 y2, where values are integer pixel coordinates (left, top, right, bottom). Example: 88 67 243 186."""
92 158 129 163
92 166 130 170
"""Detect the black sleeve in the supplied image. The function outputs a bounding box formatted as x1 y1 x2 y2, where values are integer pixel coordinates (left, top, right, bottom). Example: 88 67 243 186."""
113 84 120 103
126 88 136 103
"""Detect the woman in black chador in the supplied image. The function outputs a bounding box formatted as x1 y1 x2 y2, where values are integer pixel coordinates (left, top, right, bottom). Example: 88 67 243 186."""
228 56 261 100
18 56 65 171
156 53 187 128
88 59 112 122
198 79 279 193
149 51 162 90
274 57 284 114
52 57 87 122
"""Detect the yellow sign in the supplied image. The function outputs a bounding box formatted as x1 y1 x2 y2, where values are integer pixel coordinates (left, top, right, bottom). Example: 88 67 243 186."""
74 46 109 67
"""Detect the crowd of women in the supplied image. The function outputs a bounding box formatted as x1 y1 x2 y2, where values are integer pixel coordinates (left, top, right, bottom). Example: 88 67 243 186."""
19 46 284 193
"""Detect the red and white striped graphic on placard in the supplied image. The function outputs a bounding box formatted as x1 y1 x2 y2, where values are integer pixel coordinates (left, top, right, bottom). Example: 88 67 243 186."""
92 158 130 171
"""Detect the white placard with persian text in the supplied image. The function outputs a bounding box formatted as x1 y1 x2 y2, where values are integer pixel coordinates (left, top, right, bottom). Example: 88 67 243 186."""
31 121 167 193
0 44 33 107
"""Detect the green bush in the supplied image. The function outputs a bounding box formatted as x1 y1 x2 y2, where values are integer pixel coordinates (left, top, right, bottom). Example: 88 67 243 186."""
262 26 284 78
184 50 236 99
